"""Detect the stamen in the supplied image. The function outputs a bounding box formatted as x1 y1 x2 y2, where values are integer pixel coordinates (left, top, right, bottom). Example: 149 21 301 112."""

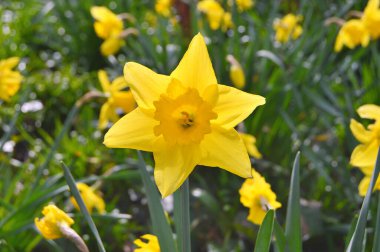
180 111 194 128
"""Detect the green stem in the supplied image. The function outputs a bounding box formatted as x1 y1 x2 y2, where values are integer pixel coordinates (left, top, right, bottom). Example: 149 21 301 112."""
174 179 191 252
373 192 380 252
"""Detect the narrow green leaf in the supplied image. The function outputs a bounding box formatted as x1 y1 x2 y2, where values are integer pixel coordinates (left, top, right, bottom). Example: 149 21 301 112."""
136 151 177 252
61 162 106 252
174 179 191 252
347 147 380 252
344 216 358 249
285 151 302 252
273 219 286 252
254 209 274 252
373 193 380 252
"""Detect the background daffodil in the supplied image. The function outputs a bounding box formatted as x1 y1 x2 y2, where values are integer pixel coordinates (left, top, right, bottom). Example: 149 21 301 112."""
362 0 380 39
70 183 106 214
104 33 265 197
273 13 303 43
0 57 23 101
134 234 160 252
334 19 370 52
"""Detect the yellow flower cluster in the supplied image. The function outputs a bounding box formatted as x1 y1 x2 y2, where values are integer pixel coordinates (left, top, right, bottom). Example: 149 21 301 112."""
0 57 23 102
197 0 233 31
239 169 281 225
155 0 172 17
91 6 125 56
335 0 380 52
70 183 106 214
34 205 74 239
273 14 303 43
134 234 160 252
97 70 136 129
235 0 254 12
350 104 380 196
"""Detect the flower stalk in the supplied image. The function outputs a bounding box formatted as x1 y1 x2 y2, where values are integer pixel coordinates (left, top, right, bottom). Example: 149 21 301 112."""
59 225 90 252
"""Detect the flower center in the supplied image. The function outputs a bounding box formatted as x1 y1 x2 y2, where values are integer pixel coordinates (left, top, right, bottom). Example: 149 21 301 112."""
153 87 217 145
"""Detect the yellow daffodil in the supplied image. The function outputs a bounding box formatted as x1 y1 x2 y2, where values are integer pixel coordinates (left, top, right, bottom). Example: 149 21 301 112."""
236 0 254 12
70 183 106 214
0 57 22 101
239 133 262 159
104 33 265 197
35 205 74 239
226 55 245 89
91 6 125 56
134 234 160 252
273 14 303 43
350 104 380 195
239 169 281 225
334 19 370 52
222 12 233 32
362 0 380 39
98 70 135 129
155 0 172 17
197 0 225 30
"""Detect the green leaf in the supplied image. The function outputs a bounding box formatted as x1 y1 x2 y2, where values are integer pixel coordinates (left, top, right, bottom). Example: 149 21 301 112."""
347 147 380 252
61 162 105 252
254 209 274 252
273 219 286 252
285 151 302 252
136 151 177 252
174 179 191 252
373 193 380 252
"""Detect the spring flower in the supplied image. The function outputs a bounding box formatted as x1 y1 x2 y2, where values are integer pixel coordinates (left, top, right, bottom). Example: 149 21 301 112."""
226 55 245 89
239 169 281 225
35 205 74 239
334 19 370 52
0 57 23 102
70 183 106 214
350 104 380 195
239 133 262 159
155 0 172 17
91 6 124 56
273 14 303 43
98 70 135 129
362 0 380 39
104 33 265 197
222 12 233 32
134 234 160 252
197 0 226 30
236 0 254 12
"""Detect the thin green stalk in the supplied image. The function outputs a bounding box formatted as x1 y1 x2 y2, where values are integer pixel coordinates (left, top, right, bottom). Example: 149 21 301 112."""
174 179 191 252
373 193 380 252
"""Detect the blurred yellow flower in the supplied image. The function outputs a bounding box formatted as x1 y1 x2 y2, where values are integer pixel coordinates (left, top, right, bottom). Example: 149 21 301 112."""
222 12 233 31
98 70 135 129
198 0 232 31
334 19 370 52
236 0 254 12
273 14 303 43
91 6 125 56
362 0 380 39
350 104 380 195
104 33 265 197
134 234 160 251
239 169 281 225
70 183 106 214
34 205 74 239
0 57 23 102
239 133 262 159
155 0 172 17
226 55 245 89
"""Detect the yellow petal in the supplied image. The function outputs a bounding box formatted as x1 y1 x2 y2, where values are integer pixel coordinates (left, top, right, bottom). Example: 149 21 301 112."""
124 62 171 110
359 176 370 196
111 76 128 91
199 126 251 178
112 91 136 113
104 108 158 151
154 142 200 197
350 141 379 167
100 38 124 56
170 33 217 93
98 70 111 92
357 104 380 120
350 119 373 144
0 57 20 70
213 85 265 129
201 84 219 106
94 22 109 39
91 6 114 21
98 102 112 129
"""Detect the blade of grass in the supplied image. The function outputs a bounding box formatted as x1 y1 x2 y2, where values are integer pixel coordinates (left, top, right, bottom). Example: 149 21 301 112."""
136 151 177 252
285 151 302 252
174 179 191 252
273 219 286 252
254 209 274 252
347 147 380 252
61 162 105 252
373 193 380 252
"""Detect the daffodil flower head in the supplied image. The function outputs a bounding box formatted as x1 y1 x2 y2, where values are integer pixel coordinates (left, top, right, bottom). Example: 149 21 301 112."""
0 57 23 102
104 33 265 197
239 132 262 159
235 0 254 12
155 0 172 17
239 169 281 225
70 183 106 214
98 70 136 129
226 55 245 89
134 234 160 252
362 0 380 39
197 0 226 30
273 13 303 43
334 19 370 52
34 205 74 239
